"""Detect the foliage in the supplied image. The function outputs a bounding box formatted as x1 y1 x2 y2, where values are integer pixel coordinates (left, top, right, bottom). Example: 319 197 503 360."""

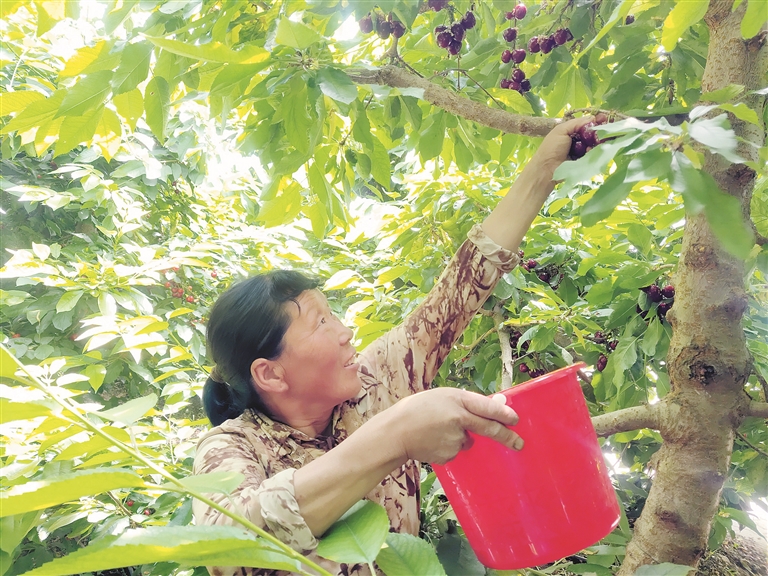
0 0 766 575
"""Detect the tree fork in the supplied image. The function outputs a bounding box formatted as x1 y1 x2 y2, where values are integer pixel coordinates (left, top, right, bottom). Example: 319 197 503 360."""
619 1 767 573
346 66 559 137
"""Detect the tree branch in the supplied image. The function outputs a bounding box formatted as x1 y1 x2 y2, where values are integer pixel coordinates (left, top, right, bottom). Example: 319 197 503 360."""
751 220 768 246
736 432 768 459
591 404 659 438
346 65 559 137
746 401 768 418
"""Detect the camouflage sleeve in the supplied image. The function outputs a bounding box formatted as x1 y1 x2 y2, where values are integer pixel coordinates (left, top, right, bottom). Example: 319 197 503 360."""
361 224 519 401
192 434 317 553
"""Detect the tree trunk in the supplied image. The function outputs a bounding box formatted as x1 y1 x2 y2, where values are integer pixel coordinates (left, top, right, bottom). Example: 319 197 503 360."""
619 1 766 572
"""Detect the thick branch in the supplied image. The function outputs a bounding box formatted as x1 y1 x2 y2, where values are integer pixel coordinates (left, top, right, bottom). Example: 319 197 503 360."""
347 66 559 137
747 401 768 418
591 404 659 438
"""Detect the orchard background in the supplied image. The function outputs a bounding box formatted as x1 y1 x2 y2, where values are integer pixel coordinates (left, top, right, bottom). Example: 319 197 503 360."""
1 0 767 575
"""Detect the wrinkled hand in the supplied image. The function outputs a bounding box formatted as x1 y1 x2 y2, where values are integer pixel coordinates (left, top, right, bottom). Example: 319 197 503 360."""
390 388 523 465
527 116 595 179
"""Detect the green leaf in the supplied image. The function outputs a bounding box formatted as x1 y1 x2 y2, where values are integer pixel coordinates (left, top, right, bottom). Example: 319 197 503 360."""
55 70 113 118
0 511 41 555
113 88 143 131
0 91 45 116
452 132 472 173
376 533 447 576
283 77 312 154
0 469 145 517
741 0 768 39
55 105 104 156
635 563 694 576
83 364 106 392
317 67 358 105
700 84 745 104
274 18 325 50
626 224 653 256
611 337 638 389
210 64 263 99
553 133 640 186
0 398 52 424
718 102 761 126
94 393 157 425
317 500 389 564
662 0 709 51
171 471 245 495
144 76 170 142
435 531 485 576
641 318 663 356
22 526 302 575
625 149 672 183
0 90 66 135
687 114 742 163
111 42 153 95
370 137 391 190
419 112 445 161
143 35 269 65
581 164 633 227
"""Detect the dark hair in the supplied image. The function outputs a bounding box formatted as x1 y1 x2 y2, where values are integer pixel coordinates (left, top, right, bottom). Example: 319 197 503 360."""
203 270 319 426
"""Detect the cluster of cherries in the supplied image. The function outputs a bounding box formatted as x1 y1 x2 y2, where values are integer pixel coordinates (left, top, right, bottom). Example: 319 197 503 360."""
592 331 618 372
526 26 574 56
358 11 406 39
518 362 547 378
125 499 154 516
569 113 609 160
434 10 477 56
637 283 675 320
498 4 532 94
162 269 195 303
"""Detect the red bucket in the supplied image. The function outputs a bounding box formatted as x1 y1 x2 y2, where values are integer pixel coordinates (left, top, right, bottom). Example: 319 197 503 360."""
432 363 620 569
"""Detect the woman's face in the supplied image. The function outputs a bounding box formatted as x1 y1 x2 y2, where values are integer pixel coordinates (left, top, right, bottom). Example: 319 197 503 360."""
275 289 361 408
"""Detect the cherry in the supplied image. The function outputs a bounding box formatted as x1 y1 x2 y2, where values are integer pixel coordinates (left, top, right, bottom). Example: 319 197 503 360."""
625 14 635 24
528 37 541 53
359 14 373 34
451 23 465 42
448 40 462 55
520 79 531 92
554 28 569 46
662 285 675 299
12 333 20 338
538 271 551 282
518 249 525 259
608 340 618 351
509 80 522 91
594 331 605 343
540 36 555 54
143 508 154 516
126 500 134 507
172 267 179 272
511 48 526 64
428 0 448 10
658 302 672 316
391 21 406 38
569 140 586 159
579 123 598 147
519 363 529 373
186 296 195 303
461 11 476 29
437 31 452 48
636 304 648 319
511 68 525 82
378 20 392 39
69 334 77 340
164 282 171 288
597 354 608 372
526 259 538 269
514 4 527 19
435 25 447 34
501 49 513 63
500 78 511 88
648 285 663 303
503 27 518 42
211 271 218 279
505 11 515 20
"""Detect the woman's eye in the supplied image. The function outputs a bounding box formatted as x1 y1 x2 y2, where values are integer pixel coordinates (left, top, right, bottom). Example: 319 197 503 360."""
320 317 327 325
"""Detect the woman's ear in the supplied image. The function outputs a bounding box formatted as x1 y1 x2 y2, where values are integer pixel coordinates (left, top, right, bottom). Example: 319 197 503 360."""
250 358 288 394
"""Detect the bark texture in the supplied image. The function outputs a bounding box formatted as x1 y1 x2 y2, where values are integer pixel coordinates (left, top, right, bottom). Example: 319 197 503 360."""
619 2 767 573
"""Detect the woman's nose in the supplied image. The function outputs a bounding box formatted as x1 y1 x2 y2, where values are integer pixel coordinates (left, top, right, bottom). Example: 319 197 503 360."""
339 322 354 344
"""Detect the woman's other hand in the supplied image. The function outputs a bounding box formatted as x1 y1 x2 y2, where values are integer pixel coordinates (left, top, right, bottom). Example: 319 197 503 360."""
527 115 595 180
389 388 523 465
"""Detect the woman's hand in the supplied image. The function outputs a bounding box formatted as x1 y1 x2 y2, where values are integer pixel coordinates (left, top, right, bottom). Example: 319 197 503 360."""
525 115 596 180
389 388 522 465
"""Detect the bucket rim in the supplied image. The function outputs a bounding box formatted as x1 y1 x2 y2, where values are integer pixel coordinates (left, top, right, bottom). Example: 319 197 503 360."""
499 362 587 397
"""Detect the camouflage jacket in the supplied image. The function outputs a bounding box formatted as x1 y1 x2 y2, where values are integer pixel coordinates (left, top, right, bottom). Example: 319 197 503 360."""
192 224 519 576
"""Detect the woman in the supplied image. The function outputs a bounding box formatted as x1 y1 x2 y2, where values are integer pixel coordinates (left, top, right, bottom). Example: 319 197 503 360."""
193 117 593 576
